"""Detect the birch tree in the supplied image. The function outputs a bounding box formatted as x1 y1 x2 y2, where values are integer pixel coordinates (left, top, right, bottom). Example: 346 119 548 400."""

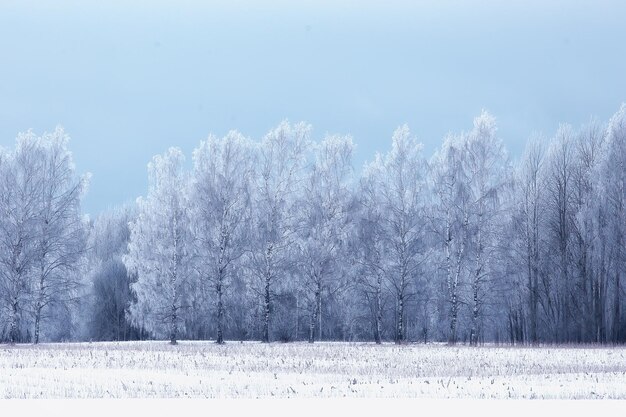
570 122 605 342
430 133 470 345
297 134 354 343
354 157 388 343
125 148 193 345
543 126 577 342
190 131 254 344
31 127 89 344
596 104 626 343
371 125 427 344
250 121 310 342
515 139 545 344
462 111 511 345
0 133 43 343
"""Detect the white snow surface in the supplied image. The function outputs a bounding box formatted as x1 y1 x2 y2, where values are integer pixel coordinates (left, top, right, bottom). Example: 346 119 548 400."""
1 341 625 399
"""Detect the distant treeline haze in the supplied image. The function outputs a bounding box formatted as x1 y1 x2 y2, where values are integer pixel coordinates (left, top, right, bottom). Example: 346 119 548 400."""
1 105 626 345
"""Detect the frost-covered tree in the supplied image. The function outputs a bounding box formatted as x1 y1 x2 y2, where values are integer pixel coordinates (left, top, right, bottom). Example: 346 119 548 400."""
190 132 254 344
512 138 546 344
461 112 511 345
504 115 623 345
595 104 626 343
0 133 45 343
543 126 578 342
569 122 605 342
297 134 355 343
0 128 89 343
31 127 89 344
86 206 140 341
353 157 388 343
369 125 427 344
4 106 626 345
430 133 470 345
249 121 310 342
125 148 193 345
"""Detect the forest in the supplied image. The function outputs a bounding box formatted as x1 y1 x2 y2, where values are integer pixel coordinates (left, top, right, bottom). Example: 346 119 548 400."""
1 104 625 346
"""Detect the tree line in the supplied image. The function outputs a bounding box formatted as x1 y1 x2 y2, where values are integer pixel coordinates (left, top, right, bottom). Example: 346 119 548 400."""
1 105 625 345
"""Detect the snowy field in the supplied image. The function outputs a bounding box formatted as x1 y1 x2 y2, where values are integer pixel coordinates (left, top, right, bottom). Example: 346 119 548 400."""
1 341 625 399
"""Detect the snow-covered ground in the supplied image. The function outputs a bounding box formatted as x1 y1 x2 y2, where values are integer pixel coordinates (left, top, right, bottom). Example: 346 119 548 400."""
0 341 625 399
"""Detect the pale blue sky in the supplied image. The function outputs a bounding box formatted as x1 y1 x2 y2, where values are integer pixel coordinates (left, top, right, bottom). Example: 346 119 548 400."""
1 0 625 214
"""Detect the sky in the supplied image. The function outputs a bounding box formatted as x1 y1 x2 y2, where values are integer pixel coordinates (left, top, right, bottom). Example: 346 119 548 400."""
1 0 625 215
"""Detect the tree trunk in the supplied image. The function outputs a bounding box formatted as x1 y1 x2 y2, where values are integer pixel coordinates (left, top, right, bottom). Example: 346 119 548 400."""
445 218 456 345
449 290 458 345
594 241 606 343
470 277 479 346
530 247 539 345
308 283 321 343
374 272 382 344
34 304 42 344
262 244 273 343
529 276 538 345
308 305 316 344
527 250 534 345
593 277 602 343
216 276 224 344
448 233 464 346
527 216 539 345
262 274 271 343
613 270 621 343
531 203 540 345
579 246 589 343
34 269 46 344
170 302 178 345
470 225 482 347
318 284 322 341
396 285 404 344
295 291 299 341
9 298 19 344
